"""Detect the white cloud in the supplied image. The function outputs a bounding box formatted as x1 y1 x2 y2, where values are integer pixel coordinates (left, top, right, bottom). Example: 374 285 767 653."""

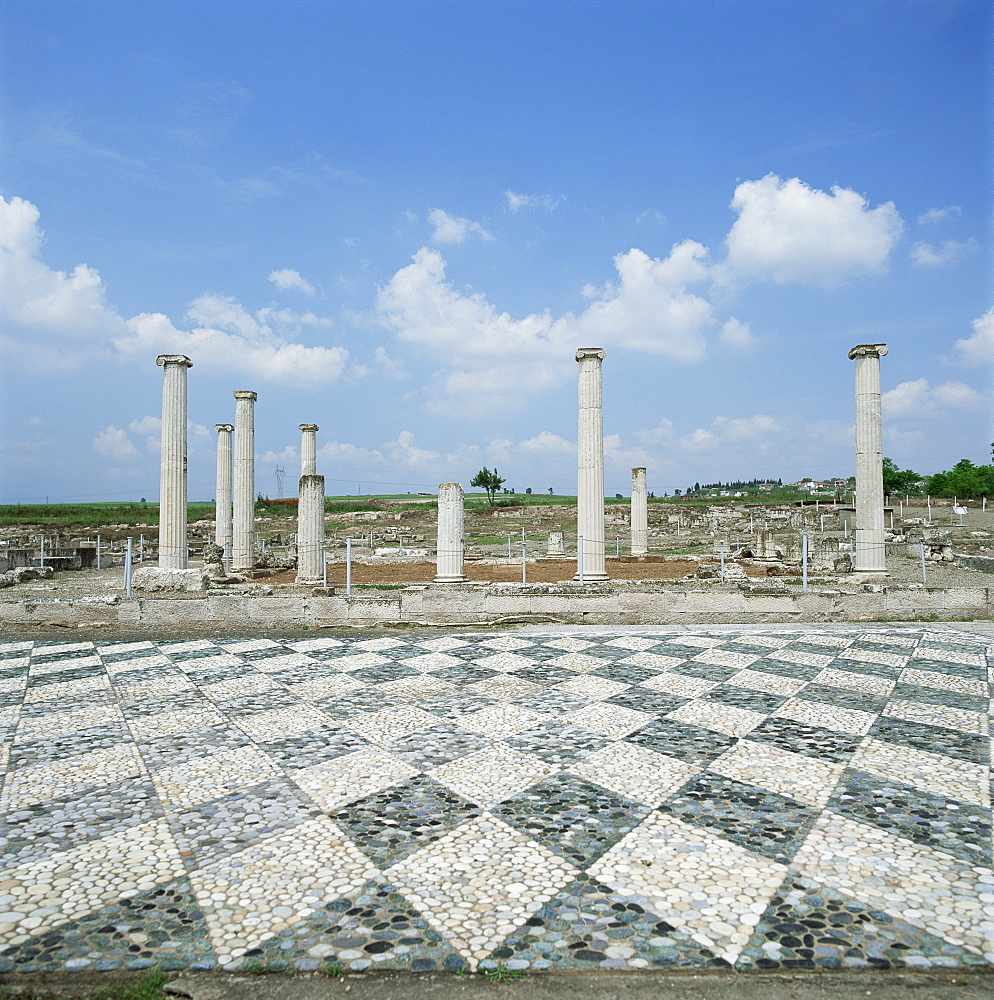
0 195 127 369
723 174 903 287
371 346 409 379
909 238 977 267
428 208 493 244
681 414 779 452
377 239 738 413
575 243 715 359
954 309 994 367
719 317 755 349
882 378 986 418
268 268 316 295
917 206 961 225
116 297 349 384
504 191 560 213
92 425 139 460
0 196 349 386
518 431 575 455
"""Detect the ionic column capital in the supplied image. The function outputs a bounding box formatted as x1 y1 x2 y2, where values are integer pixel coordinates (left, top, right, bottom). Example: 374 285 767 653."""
575 347 606 363
156 354 193 368
298 423 319 432
848 344 888 360
233 390 258 401
214 423 234 433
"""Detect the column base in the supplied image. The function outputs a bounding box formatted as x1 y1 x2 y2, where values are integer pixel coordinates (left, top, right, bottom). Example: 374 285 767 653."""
433 575 469 584
296 575 323 585
573 573 610 583
630 548 648 557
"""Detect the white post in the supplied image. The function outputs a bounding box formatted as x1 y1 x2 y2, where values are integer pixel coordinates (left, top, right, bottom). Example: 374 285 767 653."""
214 423 234 566
848 344 888 576
631 467 648 556
434 483 468 583
802 532 808 591
322 547 328 588
578 535 585 585
156 354 193 569
346 536 353 596
521 543 527 583
39 536 45 568
232 390 257 570
820 514 826 532
507 535 512 559
299 423 319 476
889 510 894 529
920 541 928 585
399 535 404 556
296 474 325 584
574 347 608 581
719 540 725 582
125 537 133 597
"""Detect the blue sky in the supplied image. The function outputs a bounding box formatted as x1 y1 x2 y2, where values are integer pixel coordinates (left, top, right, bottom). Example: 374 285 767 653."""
1 0 991 502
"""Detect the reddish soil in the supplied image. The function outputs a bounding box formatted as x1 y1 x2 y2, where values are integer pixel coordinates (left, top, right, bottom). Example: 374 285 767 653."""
269 557 706 586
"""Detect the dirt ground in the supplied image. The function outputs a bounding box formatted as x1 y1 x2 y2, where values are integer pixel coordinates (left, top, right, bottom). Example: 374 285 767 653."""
267 557 704 587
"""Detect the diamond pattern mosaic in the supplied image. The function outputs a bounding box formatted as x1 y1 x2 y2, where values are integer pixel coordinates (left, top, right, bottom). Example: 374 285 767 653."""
0 626 992 975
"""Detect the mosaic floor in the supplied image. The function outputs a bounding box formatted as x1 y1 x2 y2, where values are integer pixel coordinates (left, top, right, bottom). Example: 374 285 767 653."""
0 626 991 976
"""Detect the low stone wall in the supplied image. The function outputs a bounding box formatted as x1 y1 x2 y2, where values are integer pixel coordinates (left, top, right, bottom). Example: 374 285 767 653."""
1 583 991 628
953 553 994 574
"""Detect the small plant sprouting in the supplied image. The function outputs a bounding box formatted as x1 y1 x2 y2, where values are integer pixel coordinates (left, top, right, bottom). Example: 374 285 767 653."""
321 961 345 977
245 959 271 975
480 961 528 983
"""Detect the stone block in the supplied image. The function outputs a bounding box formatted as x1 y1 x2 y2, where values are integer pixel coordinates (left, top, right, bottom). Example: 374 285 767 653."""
132 568 209 593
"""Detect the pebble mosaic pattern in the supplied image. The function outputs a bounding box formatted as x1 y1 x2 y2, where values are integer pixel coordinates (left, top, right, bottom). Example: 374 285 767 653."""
0 626 991 975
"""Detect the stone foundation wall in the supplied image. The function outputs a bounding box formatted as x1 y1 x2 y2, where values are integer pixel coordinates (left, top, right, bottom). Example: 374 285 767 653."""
1 583 991 629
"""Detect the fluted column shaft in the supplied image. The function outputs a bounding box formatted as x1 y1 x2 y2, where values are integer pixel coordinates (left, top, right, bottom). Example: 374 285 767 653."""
434 483 468 583
296 474 325 584
849 344 888 575
156 355 192 569
299 423 318 476
631 467 648 556
575 348 608 581
214 424 234 563
232 390 257 571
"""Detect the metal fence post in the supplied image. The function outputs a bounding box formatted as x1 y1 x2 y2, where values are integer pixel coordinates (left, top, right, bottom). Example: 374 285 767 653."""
578 535 584 585
125 537 133 597
521 543 527 584
920 541 928 586
802 533 808 591
346 537 353 596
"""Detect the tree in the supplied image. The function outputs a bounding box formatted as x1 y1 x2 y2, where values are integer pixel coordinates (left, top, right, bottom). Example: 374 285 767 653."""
927 459 994 498
470 467 506 505
548 487 554 494
525 487 532 495
882 457 922 494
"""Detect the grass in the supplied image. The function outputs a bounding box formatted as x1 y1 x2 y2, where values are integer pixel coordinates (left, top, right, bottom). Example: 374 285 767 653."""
0 971 171 1000
0 503 215 530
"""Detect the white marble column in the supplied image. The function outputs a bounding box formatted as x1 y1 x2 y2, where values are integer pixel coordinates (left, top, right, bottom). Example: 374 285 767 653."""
434 483 468 583
214 424 234 564
156 355 192 569
631 467 648 556
849 344 888 576
296 474 325 584
574 348 609 582
299 423 318 476
232 390 257 571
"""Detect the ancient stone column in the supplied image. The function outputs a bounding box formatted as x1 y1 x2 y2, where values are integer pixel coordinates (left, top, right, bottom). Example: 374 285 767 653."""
156 355 193 569
574 348 609 581
214 424 234 564
631 467 648 556
547 530 565 556
434 483 468 583
296 474 325 584
232 390 258 571
848 344 888 576
299 423 319 476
